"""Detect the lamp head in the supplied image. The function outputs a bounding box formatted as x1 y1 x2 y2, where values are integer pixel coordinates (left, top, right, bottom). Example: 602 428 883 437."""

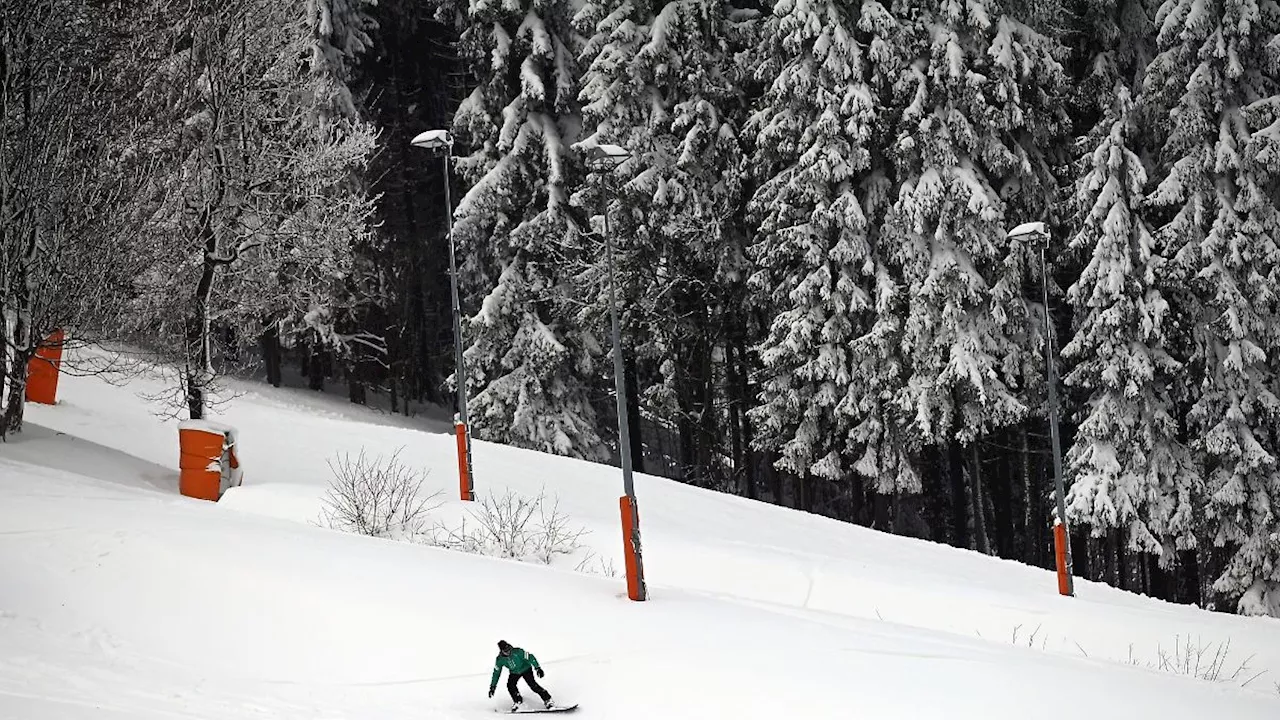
581 142 631 170
1006 221 1049 242
410 129 452 151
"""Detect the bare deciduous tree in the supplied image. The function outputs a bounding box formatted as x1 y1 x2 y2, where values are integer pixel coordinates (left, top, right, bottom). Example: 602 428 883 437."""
119 0 379 419
0 1 153 436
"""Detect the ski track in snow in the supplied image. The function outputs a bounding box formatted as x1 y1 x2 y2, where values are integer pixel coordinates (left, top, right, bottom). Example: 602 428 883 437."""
1 346 1279 719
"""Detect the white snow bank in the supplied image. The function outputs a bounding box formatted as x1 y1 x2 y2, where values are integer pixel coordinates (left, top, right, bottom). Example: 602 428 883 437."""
6 344 1280 719
2 456 1279 720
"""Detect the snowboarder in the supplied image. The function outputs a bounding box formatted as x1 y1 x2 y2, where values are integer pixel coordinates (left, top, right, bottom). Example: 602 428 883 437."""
489 640 554 711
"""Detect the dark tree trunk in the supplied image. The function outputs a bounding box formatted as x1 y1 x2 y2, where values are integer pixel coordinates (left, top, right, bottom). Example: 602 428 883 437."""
306 342 327 391
1195 540 1219 611
743 429 758 501
769 451 783 505
0 306 8 439
873 492 892 532
1 340 26 437
348 370 367 405
725 340 745 496
261 322 282 387
3 206 36 435
696 326 719 487
1106 530 1120 588
970 445 991 554
847 476 864 525
993 446 1016 558
723 305 758 499
186 202 222 421
185 275 213 422
948 440 970 549
727 397 744 493
923 448 949 543
1176 549 1199 605
1149 557 1177 602
0 277 27 438
677 404 696 484
674 341 702 484
185 313 206 420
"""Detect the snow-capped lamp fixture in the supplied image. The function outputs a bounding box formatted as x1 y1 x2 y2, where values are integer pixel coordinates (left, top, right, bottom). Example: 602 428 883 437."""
1006 221 1074 598
410 128 475 503
410 129 452 151
582 143 630 168
582 141 647 603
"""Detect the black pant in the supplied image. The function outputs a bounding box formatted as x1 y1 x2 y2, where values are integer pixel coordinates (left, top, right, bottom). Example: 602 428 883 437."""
507 669 550 703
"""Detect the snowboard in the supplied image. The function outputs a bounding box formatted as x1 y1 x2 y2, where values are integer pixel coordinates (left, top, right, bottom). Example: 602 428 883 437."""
496 703 578 714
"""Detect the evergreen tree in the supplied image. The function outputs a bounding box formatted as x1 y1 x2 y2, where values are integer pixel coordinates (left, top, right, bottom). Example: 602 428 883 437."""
879 0 1068 547
575 0 754 482
744 0 917 500
1061 85 1197 563
451 0 609 460
884 0 1067 449
308 0 379 121
1072 0 1155 110
1142 0 1280 615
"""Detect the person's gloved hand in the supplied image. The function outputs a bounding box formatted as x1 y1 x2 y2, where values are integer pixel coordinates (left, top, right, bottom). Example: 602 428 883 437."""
488 687 495 698
536 667 545 678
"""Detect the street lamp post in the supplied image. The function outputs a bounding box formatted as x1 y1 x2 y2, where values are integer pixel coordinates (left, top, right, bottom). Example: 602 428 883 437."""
1007 221 1074 597
411 129 475 502
583 143 646 602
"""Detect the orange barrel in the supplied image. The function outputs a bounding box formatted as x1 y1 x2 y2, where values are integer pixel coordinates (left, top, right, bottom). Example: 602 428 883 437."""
25 328 65 405
178 422 226 501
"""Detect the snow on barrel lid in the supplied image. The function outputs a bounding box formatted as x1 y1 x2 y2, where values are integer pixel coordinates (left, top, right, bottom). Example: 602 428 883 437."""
178 419 238 435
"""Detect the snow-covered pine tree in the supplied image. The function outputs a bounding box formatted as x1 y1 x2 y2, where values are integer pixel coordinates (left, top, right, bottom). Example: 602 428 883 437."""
574 0 755 483
450 0 609 460
1072 0 1155 111
308 0 378 123
1141 0 1280 616
882 0 1068 544
1060 85 1197 569
743 0 917 505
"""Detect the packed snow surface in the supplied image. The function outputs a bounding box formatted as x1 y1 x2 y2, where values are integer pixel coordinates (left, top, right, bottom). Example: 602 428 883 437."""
3 348 1279 720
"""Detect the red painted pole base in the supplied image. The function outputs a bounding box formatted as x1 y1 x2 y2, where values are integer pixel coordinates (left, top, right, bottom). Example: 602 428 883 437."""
25 329 65 405
455 421 474 501
1054 523 1071 596
619 495 647 601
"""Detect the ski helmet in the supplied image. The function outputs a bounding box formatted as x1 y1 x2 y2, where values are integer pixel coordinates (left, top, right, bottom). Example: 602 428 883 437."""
498 640 513 654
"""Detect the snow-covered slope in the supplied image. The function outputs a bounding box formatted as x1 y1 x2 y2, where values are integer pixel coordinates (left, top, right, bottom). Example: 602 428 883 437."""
3 348 1279 720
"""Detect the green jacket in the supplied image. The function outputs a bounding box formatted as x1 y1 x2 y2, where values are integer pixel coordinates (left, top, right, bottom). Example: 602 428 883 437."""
490 647 540 687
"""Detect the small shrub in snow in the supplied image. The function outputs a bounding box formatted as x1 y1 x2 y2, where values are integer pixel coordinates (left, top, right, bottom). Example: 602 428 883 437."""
1142 636 1266 687
427 488 587 564
1072 634 1272 690
1009 624 1046 650
320 447 442 539
574 549 620 579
